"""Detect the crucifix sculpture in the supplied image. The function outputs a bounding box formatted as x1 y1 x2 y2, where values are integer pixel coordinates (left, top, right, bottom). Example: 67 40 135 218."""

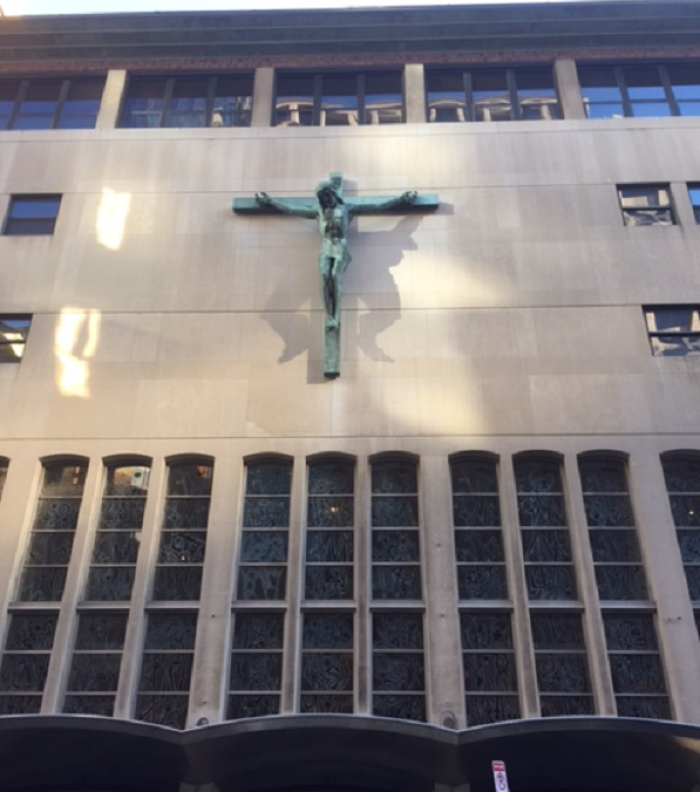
233 173 438 378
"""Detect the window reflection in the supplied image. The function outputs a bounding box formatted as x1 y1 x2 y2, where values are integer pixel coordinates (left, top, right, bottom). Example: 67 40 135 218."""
274 71 403 127
120 74 252 129
0 78 104 130
427 67 559 123
645 306 700 356
579 63 700 119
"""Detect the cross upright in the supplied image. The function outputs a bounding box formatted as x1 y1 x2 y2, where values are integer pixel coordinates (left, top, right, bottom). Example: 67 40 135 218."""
233 173 439 378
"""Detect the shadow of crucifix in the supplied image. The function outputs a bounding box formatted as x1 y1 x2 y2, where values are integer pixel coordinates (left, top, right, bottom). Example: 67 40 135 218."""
233 173 439 378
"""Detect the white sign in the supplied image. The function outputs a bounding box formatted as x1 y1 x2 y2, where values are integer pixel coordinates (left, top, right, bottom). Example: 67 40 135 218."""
492 761 510 792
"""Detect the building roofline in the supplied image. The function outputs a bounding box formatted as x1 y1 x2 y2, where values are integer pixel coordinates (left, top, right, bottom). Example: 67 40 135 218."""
1 2 700 71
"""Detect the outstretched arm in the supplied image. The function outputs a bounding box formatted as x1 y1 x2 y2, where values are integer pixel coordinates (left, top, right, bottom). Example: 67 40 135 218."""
255 192 317 219
350 191 418 215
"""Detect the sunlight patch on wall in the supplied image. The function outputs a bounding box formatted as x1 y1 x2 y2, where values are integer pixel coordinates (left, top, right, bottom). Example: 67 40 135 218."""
55 308 101 398
96 188 131 251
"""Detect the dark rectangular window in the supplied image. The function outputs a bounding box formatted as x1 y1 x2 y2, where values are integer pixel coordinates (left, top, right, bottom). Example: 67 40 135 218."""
275 71 403 127
372 612 425 722
0 316 31 363
18 461 88 602
531 612 593 716
305 458 354 601
0 78 104 131
579 456 648 601
426 67 560 123
371 458 421 600
644 306 700 356
85 462 150 601
301 612 353 713
461 612 520 725
228 612 284 720
153 460 212 602
451 455 508 601
237 458 291 602
120 74 253 128
661 455 700 607
617 184 674 226
579 63 700 119
136 612 197 729
63 613 128 716
603 613 670 719
4 195 61 236
0 613 58 714
514 456 577 601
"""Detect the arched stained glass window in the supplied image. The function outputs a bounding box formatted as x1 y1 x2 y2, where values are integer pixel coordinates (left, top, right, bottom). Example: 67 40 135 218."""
153 459 212 601
18 459 88 602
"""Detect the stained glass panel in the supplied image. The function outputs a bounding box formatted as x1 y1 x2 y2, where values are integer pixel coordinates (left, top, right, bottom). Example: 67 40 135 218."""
589 530 642 562
372 530 420 562
230 654 282 690
525 565 576 600
86 567 135 601
237 567 287 600
91 532 139 564
373 694 425 721
458 567 508 600
305 566 353 600
229 613 283 720
228 694 279 719
372 461 417 493
463 653 517 691
309 460 354 494
541 696 595 716
521 529 573 562
460 613 513 650
136 694 189 729
241 532 288 563
371 496 419 527
18 567 68 601
303 613 353 649
595 566 648 600
301 694 353 713
63 695 115 716
246 461 291 495
466 695 520 725
453 496 501 527
158 531 207 564
244 498 290 528
455 530 504 562
306 531 353 563
232 613 284 649
372 566 421 600
301 653 353 691
167 463 212 496
373 613 423 650
153 566 203 601
451 459 498 493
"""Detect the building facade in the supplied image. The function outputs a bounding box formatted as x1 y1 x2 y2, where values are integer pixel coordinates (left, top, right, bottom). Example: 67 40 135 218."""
1 2 700 791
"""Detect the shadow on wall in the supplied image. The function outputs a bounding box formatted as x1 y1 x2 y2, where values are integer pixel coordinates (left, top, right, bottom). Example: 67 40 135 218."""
262 215 422 367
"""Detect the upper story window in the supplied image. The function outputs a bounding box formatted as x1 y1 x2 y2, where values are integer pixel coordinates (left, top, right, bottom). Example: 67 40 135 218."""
0 78 104 131
4 195 61 236
644 306 700 356
617 184 674 226
0 316 31 363
274 71 403 127
578 64 700 119
120 74 253 128
426 67 560 123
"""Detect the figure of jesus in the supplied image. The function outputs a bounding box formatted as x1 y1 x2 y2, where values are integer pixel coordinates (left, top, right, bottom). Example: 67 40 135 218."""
255 180 417 329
